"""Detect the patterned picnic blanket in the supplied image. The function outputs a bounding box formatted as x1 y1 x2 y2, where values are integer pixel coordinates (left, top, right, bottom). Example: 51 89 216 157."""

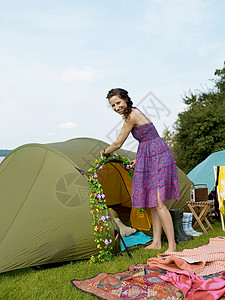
71 264 225 300
71 237 225 299
71 264 183 299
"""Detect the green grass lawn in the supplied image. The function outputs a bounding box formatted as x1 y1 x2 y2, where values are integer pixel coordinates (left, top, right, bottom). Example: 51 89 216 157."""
0 219 224 300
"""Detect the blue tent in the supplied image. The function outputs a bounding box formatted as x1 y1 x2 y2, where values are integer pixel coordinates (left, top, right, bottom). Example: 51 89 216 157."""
188 150 225 193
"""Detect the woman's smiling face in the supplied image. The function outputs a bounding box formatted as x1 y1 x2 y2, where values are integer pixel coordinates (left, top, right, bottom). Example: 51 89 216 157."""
109 95 128 115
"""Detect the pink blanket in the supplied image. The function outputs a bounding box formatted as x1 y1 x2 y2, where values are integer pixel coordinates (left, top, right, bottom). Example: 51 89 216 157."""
159 270 225 300
147 237 225 276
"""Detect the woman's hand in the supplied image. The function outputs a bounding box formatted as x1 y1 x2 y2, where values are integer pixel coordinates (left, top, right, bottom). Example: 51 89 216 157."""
130 159 136 169
100 149 110 158
100 149 106 158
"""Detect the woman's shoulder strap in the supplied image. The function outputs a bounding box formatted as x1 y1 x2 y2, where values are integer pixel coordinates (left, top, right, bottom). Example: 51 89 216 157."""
132 106 151 122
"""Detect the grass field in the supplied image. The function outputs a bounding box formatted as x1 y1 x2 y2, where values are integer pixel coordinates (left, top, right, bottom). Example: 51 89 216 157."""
0 219 224 300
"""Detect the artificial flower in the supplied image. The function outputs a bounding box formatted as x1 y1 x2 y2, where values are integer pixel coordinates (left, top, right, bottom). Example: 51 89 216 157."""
100 216 106 222
88 151 133 263
104 239 109 245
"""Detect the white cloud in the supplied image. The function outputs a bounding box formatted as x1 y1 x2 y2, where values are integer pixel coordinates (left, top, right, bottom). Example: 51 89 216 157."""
59 122 77 129
52 67 95 83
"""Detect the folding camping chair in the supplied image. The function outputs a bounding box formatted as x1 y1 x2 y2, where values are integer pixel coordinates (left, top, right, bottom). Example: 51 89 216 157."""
214 166 225 231
187 184 214 234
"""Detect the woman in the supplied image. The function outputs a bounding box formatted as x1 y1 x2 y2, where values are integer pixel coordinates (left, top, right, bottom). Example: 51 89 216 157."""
100 88 180 252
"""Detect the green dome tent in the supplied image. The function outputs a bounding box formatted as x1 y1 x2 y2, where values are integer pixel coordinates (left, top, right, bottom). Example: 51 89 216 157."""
0 137 192 273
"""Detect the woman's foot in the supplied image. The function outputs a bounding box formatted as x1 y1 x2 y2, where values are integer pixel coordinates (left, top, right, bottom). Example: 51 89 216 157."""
165 242 176 253
144 242 161 250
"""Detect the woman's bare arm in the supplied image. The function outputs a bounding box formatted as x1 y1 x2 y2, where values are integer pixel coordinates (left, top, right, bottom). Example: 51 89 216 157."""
101 117 135 156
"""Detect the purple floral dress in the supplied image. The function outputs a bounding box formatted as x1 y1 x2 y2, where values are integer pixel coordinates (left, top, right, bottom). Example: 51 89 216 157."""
131 119 180 208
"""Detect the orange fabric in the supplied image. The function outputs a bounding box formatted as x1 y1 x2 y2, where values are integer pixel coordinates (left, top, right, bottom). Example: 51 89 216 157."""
98 163 132 207
147 255 205 274
157 237 225 276
130 207 152 230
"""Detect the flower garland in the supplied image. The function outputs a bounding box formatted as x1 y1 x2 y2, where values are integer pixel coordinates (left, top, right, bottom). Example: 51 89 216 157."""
88 152 134 263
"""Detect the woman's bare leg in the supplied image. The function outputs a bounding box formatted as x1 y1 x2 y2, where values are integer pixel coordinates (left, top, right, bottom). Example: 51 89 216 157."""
145 207 162 249
145 191 176 252
155 192 176 252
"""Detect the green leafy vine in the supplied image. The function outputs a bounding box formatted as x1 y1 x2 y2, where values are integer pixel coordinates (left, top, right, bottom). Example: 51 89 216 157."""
88 152 134 263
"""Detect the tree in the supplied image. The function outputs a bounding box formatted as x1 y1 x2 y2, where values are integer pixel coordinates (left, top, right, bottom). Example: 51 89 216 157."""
163 62 225 174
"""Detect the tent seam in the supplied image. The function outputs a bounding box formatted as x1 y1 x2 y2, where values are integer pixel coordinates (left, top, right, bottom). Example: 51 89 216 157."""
2 144 83 173
0 154 15 176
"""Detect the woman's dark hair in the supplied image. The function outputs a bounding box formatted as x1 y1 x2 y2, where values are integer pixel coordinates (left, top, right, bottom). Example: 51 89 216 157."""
106 88 133 119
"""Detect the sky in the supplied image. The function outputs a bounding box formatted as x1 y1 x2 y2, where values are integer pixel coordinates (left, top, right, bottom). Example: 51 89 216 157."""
0 0 225 152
